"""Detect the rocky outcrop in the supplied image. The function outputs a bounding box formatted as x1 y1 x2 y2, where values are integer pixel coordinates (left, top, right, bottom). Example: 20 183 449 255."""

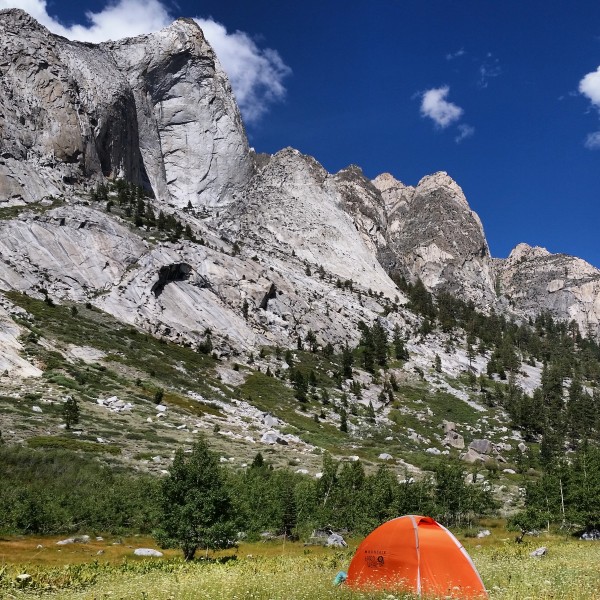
0 9 251 208
226 148 401 299
0 205 146 300
373 171 497 308
0 300 42 377
497 243 600 337
333 165 390 261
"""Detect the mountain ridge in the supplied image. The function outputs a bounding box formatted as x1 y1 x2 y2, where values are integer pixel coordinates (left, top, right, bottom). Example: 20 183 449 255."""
1 8 600 364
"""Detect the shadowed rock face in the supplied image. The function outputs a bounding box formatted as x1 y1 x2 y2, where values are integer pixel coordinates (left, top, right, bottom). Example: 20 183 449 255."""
372 171 497 309
0 9 252 208
0 9 147 202
151 263 193 297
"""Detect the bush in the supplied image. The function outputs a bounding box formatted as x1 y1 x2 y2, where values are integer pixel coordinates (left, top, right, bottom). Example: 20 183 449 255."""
26 436 121 455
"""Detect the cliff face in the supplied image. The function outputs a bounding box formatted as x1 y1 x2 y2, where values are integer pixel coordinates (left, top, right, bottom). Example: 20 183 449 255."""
0 9 144 202
0 9 252 209
105 19 252 208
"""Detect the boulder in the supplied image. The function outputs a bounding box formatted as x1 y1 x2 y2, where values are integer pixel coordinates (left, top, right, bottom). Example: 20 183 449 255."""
262 413 277 429
469 439 493 455
56 535 89 545
426 447 441 455
378 453 393 461
327 533 348 548
134 548 163 557
442 420 456 433
444 431 465 450
581 529 600 541
530 546 547 558
518 442 527 453
461 448 485 464
260 430 288 445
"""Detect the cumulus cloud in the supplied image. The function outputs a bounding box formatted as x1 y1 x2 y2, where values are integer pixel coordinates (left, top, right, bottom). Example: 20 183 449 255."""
0 0 290 123
578 66 600 149
579 66 600 107
0 0 171 41
420 86 464 128
455 124 475 144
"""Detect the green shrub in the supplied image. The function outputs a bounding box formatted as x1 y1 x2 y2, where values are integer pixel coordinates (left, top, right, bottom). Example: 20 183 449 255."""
27 436 121 455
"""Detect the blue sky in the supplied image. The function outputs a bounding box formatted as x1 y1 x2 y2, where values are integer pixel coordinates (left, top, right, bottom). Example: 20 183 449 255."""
6 1 600 266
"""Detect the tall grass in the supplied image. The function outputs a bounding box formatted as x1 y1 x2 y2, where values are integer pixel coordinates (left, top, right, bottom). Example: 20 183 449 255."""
2 539 600 599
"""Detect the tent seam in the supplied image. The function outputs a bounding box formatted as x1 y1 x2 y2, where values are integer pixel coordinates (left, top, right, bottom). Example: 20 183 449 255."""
409 514 421 596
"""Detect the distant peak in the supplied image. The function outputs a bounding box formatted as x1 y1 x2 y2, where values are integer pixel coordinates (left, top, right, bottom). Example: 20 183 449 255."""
417 171 455 189
415 171 470 209
372 172 406 192
508 243 551 262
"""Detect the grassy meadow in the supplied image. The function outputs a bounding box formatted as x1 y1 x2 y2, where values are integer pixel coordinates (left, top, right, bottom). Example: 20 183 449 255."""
1 530 600 599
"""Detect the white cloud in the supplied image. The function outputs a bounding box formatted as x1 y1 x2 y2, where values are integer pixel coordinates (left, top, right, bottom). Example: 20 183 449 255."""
455 124 475 144
584 131 600 150
579 66 600 107
0 0 290 123
0 0 171 40
194 19 291 123
420 86 463 128
578 67 600 150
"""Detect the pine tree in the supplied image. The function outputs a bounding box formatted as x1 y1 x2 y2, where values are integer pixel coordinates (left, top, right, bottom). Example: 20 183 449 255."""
293 371 308 403
156 438 236 560
157 210 167 231
341 343 354 379
305 329 318 352
340 408 348 432
366 401 376 423
372 321 388 367
393 325 409 360
62 396 80 430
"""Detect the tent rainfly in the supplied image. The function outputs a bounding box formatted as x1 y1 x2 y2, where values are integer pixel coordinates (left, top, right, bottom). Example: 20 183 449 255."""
346 515 487 598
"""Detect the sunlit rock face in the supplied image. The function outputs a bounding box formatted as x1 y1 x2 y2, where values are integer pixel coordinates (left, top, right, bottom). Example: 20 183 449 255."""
496 243 600 337
106 18 253 208
0 9 252 209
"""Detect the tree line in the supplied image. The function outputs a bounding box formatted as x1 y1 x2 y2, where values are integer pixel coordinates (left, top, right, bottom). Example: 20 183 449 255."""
0 441 495 558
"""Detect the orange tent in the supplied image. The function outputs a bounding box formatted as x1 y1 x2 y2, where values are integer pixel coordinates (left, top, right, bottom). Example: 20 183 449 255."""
346 515 487 599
